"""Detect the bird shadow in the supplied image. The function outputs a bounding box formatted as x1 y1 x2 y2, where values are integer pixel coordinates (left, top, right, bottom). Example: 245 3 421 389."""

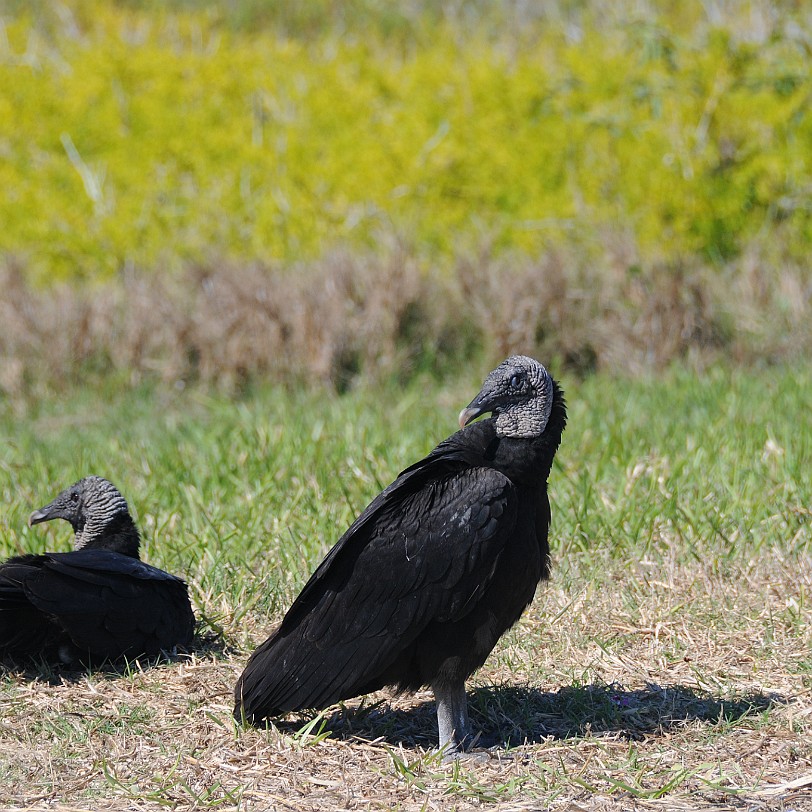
272 682 784 750
0 629 229 685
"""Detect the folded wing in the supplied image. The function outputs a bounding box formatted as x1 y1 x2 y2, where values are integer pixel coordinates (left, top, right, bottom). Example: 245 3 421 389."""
0 550 194 662
236 461 518 719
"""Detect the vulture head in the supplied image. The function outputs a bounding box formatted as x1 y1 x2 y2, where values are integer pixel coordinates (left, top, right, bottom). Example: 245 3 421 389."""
29 476 137 554
459 355 554 439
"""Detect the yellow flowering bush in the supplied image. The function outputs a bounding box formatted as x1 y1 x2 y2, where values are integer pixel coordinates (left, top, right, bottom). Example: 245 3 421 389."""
1 1 810 282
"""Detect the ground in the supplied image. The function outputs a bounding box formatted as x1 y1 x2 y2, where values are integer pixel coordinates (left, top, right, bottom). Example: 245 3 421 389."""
1 369 809 810
2 551 810 811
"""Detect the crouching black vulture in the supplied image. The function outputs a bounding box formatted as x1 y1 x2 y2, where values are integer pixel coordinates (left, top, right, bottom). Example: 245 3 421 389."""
234 355 567 755
0 476 195 664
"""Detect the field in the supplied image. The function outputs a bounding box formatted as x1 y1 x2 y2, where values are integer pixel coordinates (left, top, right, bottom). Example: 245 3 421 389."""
2 0 811 808
1 365 810 810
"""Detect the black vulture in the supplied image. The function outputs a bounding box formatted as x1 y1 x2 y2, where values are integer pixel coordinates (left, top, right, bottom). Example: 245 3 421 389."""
0 476 195 664
234 355 567 755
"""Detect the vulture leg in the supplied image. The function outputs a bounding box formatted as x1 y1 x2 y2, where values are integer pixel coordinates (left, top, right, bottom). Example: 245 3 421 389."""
434 680 471 757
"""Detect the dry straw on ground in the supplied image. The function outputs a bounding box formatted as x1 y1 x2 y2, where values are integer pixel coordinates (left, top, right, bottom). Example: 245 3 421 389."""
1 546 810 811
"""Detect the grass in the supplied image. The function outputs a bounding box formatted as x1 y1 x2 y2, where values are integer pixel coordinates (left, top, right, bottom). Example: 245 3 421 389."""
0 362 810 810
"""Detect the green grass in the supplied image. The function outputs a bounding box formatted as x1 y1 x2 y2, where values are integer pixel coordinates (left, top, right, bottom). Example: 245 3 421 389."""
0 364 810 809
3 364 808 601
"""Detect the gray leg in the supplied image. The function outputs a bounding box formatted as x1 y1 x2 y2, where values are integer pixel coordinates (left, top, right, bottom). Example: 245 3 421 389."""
433 680 471 756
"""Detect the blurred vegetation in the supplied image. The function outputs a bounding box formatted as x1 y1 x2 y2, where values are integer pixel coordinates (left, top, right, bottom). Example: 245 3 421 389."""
0 1 810 392
1 0 810 282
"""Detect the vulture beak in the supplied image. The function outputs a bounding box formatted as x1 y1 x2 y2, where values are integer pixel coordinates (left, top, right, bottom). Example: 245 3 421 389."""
29 508 51 527
29 499 60 526
459 378 503 428
458 404 484 429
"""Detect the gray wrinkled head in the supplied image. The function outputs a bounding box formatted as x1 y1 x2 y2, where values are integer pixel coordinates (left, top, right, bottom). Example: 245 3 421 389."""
29 476 131 550
459 355 554 439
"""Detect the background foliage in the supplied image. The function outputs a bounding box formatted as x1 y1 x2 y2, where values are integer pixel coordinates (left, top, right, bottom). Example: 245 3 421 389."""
1 0 810 281
1 1 811 392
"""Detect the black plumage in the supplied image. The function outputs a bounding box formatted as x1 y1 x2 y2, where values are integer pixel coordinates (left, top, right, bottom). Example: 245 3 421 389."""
0 476 195 664
234 355 567 754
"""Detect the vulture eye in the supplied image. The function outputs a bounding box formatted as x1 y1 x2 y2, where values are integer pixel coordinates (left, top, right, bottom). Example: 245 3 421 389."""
510 373 523 389
69 491 79 503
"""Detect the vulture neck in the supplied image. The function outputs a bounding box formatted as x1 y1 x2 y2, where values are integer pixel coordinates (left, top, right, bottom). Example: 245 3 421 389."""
475 384 566 486
77 513 142 558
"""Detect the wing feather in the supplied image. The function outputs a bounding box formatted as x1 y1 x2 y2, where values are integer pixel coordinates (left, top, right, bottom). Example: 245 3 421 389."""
20 552 194 660
236 461 518 718
0 559 58 655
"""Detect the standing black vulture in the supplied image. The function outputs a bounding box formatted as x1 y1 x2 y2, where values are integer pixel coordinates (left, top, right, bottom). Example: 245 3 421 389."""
234 355 567 754
0 476 195 664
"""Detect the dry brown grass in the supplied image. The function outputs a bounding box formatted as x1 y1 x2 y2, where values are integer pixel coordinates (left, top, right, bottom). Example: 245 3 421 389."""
2 548 810 811
2 242 810 397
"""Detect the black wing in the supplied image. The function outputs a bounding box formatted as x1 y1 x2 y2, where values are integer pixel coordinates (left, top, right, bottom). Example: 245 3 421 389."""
236 454 518 719
0 557 59 656
20 550 195 661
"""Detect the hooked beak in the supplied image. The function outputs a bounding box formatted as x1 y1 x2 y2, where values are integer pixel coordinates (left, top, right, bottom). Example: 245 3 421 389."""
458 404 485 429
29 508 52 527
28 497 62 527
